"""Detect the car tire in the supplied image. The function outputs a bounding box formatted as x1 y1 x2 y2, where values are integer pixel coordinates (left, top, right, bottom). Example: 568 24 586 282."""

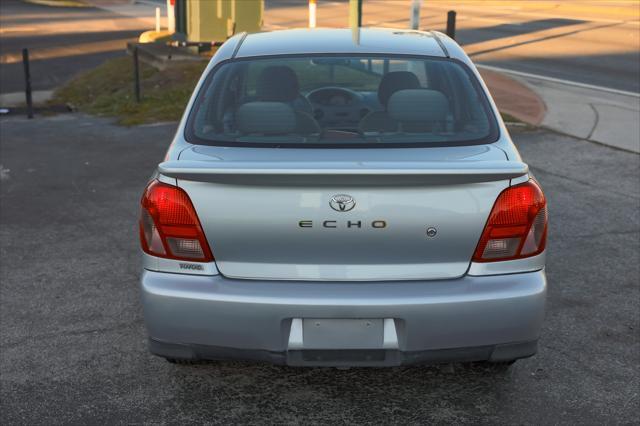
483 360 517 371
464 360 516 372
165 357 205 365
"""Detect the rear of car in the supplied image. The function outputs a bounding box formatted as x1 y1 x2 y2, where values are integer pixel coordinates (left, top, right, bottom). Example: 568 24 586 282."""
139 29 547 367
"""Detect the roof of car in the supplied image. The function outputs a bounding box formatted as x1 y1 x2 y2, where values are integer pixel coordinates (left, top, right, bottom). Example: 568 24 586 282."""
233 28 449 58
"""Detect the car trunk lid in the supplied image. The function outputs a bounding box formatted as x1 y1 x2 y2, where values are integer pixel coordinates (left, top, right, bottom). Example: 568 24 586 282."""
161 146 526 281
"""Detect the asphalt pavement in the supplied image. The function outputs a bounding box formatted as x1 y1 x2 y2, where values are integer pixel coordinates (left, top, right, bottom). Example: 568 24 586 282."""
2 0 638 95
0 0 148 94
1 113 638 424
265 0 640 93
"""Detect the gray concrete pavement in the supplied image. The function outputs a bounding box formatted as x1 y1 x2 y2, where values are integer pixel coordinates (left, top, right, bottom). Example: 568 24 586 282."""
1 114 638 424
479 65 640 153
0 90 53 107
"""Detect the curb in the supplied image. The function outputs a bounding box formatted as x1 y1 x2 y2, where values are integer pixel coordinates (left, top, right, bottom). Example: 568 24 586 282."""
0 90 54 108
22 0 87 7
506 71 640 153
537 126 640 155
479 68 546 126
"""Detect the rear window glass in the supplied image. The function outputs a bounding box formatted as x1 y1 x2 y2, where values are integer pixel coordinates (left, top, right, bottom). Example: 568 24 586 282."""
186 55 498 148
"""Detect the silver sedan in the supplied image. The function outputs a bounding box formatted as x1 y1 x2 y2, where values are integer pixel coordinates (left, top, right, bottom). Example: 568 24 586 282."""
139 28 547 368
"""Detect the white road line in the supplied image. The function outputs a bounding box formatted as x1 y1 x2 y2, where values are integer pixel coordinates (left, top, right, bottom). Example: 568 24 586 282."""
476 64 640 98
0 27 38 33
418 3 640 26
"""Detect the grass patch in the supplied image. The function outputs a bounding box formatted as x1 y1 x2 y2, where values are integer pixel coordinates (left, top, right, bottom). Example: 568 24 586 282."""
52 56 207 126
24 0 87 7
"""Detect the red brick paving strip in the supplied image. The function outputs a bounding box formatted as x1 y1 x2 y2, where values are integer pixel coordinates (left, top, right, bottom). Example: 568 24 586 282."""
479 69 546 126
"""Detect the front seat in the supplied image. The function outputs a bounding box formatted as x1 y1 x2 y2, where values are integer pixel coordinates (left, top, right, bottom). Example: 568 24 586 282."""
252 65 319 134
359 71 421 133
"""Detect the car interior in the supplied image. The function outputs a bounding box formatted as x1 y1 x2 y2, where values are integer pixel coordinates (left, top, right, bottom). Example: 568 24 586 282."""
192 57 492 144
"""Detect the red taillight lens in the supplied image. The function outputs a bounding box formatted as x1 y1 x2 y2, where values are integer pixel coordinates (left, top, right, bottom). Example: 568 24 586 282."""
139 180 213 262
472 180 547 262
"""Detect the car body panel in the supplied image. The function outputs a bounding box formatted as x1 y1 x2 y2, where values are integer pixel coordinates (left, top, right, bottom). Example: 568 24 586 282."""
177 143 508 163
185 185 503 280
141 268 546 365
177 178 507 281
234 28 447 58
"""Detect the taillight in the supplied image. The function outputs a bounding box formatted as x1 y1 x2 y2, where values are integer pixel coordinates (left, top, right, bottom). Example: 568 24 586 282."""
472 180 547 262
139 180 213 262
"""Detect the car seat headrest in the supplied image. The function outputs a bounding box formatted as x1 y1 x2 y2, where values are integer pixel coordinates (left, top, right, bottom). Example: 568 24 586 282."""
387 89 450 123
256 66 300 102
378 71 421 107
236 102 296 135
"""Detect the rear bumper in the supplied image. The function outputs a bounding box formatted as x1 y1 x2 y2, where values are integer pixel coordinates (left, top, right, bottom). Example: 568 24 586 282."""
141 269 546 366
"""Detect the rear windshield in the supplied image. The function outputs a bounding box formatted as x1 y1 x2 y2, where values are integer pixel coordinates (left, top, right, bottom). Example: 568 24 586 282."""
186 55 499 148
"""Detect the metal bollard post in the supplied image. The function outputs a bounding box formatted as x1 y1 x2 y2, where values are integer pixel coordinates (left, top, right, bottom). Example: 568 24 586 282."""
133 45 141 103
446 10 456 39
349 0 362 28
22 48 34 119
410 0 422 30
308 0 317 28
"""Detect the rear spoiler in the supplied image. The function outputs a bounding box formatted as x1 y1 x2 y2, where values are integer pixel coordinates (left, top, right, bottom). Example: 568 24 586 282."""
158 160 528 185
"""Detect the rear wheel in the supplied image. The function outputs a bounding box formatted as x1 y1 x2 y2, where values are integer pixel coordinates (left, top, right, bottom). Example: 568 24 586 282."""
165 357 209 365
484 360 516 371
465 360 516 372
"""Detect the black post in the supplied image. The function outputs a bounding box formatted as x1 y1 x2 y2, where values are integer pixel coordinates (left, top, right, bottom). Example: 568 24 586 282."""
133 45 141 103
446 10 456 39
22 48 33 119
357 0 363 27
174 0 187 37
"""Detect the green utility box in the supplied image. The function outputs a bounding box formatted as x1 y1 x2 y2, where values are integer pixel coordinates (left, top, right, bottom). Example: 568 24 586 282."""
184 0 263 42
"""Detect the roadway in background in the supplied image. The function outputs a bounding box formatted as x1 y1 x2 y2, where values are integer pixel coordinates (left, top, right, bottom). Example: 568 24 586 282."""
2 1 638 95
0 0 149 94
266 0 640 93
